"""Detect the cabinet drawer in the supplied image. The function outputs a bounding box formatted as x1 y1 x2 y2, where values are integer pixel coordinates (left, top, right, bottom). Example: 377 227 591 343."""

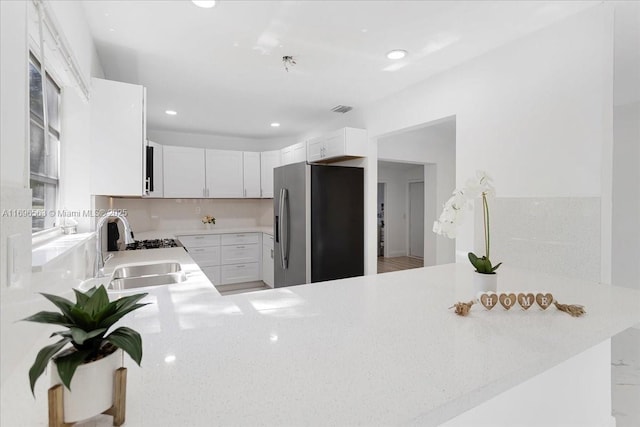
221 263 259 285
178 234 221 248
221 244 260 264
187 246 221 267
221 233 260 246
201 266 221 286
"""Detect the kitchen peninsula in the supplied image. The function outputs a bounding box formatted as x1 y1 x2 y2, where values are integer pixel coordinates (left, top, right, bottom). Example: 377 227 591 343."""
2 255 638 427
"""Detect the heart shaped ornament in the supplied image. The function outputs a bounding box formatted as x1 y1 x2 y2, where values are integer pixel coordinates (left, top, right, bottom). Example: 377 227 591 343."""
536 293 554 310
479 293 498 310
499 293 517 310
517 293 535 310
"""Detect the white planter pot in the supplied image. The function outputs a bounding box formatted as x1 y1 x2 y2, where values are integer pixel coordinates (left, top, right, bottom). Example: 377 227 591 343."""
473 271 498 293
51 349 122 423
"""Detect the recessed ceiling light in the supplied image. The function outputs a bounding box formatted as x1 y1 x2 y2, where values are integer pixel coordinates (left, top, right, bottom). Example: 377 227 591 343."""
386 49 407 60
270 122 280 128
192 0 216 8
165 110 177 116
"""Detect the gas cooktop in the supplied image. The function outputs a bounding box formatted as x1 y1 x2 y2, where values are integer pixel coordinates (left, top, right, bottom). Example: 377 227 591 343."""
126 238 179 250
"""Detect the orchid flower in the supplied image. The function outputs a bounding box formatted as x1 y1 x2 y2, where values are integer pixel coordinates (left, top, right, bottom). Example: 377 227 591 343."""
433 170 501 274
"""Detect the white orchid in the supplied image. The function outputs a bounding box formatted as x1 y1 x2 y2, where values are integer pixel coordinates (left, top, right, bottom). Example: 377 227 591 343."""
433 170 502 274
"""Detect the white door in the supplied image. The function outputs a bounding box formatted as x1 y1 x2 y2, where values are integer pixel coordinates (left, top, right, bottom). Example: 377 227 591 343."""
292 141 307 162
162 145 206 198
408 181 424 258
243 152 261 198
205 149 243 198
260 151 280 198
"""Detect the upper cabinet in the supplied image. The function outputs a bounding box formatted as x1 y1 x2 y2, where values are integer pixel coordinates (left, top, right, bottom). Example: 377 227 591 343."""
144 140 164 198
163 145 206 198
242 152 261 198
281 141 306 165
90 78 146 196
260 150 280 198
307 127 367 163
206 149 244 198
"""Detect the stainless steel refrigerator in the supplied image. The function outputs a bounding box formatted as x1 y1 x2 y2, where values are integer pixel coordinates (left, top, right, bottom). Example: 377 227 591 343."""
274 162 364 287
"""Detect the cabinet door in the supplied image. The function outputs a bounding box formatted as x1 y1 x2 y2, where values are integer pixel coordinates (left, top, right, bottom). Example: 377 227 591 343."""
262 234 274 287
201 266 221 286
243 152 261 198
323 129 346 159
144 141 164 197
163 145 206 198
260 151 280 198
221 263 260 285
280 146 293 165
306 137 324 162
91 78 145 196
292 141 307 162
206 149 243 198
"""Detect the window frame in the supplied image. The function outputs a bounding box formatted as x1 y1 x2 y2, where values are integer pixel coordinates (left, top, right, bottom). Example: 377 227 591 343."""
29 52 62 234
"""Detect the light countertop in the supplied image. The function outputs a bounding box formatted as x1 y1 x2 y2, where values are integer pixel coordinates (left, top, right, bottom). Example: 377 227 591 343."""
134 226 273 241
3 263 639 426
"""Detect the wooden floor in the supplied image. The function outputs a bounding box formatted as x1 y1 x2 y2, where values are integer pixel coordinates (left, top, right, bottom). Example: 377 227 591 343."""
377 256 423 273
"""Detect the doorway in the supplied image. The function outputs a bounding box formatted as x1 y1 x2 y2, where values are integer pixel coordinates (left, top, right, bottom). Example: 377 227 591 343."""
408 181 424 258
377 183 385 257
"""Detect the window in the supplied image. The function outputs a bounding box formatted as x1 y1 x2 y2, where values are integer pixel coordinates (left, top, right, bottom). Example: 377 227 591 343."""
29 54 61 232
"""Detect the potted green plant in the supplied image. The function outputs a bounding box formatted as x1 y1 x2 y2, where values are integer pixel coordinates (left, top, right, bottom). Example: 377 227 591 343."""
433 170 502 292
23 285 148 423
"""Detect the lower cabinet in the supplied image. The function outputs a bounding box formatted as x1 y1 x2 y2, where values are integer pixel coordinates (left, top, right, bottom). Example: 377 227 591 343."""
262 234 274 287
221 263 260 285
178 232 262 286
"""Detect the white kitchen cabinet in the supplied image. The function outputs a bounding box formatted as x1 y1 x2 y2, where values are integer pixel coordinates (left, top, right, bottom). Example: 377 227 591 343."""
262 233 274 287
179 232 261 286
205 149 244 198
90 78 146 196
144 140 164 197
163 145 206 198
280 141 306 165
201 266 221 286
178 234 222 286
243 152 261 198
307 127 367 163
220 232 261 284
260 150 280 198
221 263 260 285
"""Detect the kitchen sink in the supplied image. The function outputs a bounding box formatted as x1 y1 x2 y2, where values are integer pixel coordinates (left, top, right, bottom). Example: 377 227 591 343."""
109 261 186 290
112 262 182 279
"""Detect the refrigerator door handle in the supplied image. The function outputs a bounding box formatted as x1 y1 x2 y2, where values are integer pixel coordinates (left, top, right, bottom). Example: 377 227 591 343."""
279 188 289 269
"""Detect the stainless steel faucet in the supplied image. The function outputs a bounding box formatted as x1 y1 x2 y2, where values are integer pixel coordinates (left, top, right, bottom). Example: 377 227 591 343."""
94 210 135 277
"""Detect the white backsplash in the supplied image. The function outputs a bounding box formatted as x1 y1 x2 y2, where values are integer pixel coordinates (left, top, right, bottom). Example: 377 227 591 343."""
96 197 274 234
474 197 601 282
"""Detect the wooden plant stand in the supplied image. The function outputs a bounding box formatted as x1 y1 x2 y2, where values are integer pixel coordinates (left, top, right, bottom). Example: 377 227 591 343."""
48 367 127 427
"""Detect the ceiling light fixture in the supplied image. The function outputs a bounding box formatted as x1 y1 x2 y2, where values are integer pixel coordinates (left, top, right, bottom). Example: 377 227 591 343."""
386 49 407 60
270 123 280 128
192 1 216 8
165 110 177 116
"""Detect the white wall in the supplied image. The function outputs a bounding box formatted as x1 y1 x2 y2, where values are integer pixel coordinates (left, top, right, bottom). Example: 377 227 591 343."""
0 0 104 386
322 5 614 280
612 1 640 291
148 128 294 152
101 197 273 234
379 120 456 265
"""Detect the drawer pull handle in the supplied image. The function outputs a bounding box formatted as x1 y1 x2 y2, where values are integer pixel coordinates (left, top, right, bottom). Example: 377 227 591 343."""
195 236 204 240
236 265 245 268
236 246 245 249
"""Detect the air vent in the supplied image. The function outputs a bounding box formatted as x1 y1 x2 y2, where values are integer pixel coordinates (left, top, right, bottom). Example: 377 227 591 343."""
331 105 353 114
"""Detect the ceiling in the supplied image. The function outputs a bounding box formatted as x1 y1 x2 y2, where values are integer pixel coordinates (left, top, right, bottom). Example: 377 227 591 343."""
82 1 596 140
